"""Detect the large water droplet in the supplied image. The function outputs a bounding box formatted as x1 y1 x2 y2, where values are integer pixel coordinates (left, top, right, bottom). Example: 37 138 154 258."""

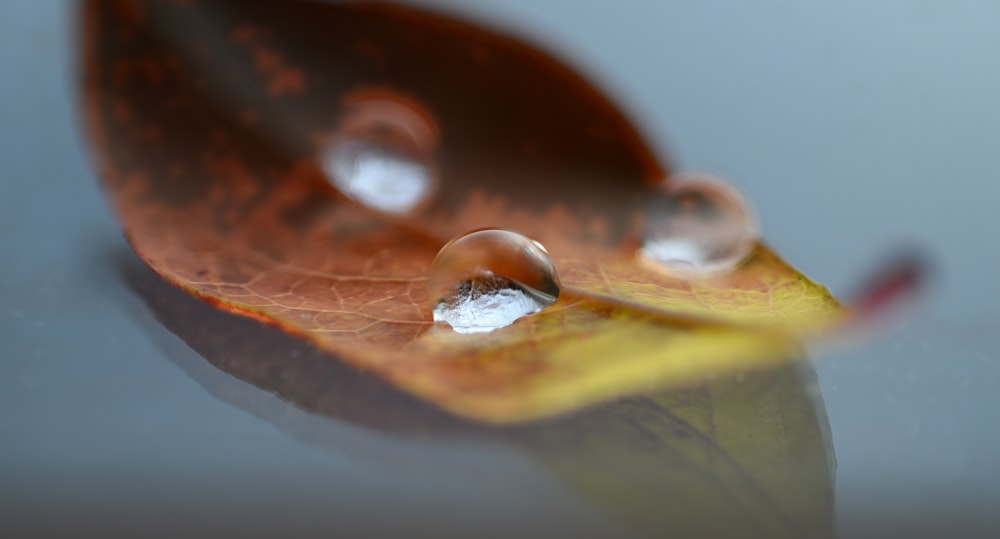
638 173 759 275
321 89 439 214
428 229 560 334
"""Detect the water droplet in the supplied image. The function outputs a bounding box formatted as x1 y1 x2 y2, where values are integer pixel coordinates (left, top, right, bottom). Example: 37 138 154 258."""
639 173 759 275
321 89 439 214
427 229 560 334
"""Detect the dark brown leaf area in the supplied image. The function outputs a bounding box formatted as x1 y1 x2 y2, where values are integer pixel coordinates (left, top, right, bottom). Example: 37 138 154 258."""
91 0 664 248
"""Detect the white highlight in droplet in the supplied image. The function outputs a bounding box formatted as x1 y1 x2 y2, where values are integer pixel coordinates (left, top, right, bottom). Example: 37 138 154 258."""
324 141 430 214
432 275 548 334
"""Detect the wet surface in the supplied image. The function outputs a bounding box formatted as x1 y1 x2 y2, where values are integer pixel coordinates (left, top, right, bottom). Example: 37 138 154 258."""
2 1 999 538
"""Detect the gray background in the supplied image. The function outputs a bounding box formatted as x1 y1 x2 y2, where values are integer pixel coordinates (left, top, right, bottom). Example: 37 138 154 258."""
2 1 998 537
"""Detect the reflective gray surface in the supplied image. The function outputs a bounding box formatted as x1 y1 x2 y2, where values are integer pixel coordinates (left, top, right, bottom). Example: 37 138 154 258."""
2 1 998 537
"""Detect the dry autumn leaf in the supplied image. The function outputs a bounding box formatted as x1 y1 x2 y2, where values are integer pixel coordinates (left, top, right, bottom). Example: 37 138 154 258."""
82 0 842 422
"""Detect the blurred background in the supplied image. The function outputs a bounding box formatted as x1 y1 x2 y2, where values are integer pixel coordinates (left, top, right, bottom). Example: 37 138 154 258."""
2 1 998 538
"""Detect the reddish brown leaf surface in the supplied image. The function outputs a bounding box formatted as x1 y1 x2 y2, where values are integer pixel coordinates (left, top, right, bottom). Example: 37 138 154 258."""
82 0 840 422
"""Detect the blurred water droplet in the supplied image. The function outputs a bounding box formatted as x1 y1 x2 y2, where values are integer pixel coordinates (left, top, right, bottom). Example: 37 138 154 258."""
639 173 759 275
639 174 760 276
321 89 439 214
324 140 431 213
428 229 560 334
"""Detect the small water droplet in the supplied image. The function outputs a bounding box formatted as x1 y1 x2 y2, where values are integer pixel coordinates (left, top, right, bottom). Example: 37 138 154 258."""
321 89 439 214
639 173 759 275
427 229 560 334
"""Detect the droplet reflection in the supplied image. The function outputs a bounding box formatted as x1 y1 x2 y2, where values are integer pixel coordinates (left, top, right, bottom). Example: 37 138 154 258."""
639 173 759 275
321 88 439 214
428 229 560 334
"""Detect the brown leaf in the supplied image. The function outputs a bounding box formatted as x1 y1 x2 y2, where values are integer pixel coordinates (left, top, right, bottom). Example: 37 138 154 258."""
81 0 840 422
